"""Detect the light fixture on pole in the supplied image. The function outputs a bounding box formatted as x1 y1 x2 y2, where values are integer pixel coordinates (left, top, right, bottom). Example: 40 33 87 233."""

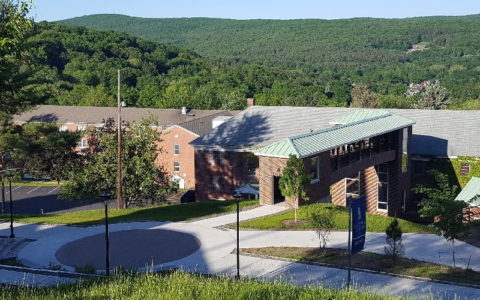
5 171 15 238
233 191 242 279
100 192 112 276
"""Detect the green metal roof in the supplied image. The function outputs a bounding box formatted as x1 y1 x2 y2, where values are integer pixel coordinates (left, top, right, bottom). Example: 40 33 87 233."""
255 112 415 158
455 177 480 206
330 110 391 125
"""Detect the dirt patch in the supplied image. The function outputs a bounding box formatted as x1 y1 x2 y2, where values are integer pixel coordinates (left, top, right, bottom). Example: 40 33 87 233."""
241 247 480 286
282 219 306 227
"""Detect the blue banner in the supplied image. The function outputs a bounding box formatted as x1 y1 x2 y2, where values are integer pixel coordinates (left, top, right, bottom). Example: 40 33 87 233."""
350 196 366 255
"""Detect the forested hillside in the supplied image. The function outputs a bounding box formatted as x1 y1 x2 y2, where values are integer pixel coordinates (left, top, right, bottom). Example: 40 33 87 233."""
21 22 358 109
58 14 480 103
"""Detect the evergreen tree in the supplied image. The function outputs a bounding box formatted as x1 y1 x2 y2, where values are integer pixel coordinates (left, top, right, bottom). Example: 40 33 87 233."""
384 218 405 264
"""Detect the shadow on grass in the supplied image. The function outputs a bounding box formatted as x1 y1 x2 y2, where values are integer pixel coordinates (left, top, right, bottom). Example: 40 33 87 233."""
0 200 258 226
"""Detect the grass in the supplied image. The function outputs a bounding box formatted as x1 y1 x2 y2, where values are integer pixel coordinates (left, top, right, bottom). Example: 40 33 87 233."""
242 247 480 286
0 270 403 300
1 179 62 187
238 203 434 233
0 200 258 226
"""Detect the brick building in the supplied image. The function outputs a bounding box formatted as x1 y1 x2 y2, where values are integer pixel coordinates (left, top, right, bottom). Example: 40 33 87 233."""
191 106 480 216
13 105 235 189
156 112 236 189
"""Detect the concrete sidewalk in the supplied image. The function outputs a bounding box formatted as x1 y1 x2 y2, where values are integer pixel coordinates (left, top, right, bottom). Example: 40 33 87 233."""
0 206 479 298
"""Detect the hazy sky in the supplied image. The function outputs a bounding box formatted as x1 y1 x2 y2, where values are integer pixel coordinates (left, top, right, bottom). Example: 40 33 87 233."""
33 0 480 21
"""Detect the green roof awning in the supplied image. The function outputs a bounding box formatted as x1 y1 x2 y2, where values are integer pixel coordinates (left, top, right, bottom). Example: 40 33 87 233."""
455 177 480 206
255 111 415 158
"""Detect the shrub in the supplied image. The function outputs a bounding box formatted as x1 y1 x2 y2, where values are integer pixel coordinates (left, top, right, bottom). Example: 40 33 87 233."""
384 218 404 264
75 264 96 274
307 207 335 254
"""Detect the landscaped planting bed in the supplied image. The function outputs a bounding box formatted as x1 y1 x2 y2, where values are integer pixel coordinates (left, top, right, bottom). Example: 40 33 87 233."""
238 203 433 233
242 247 480 286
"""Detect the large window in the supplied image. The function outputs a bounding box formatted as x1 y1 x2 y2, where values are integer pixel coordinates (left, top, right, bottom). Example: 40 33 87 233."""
377 163 388 211
402 128 408 173
174 161 180 172
310 156 320 182
174 144 180 155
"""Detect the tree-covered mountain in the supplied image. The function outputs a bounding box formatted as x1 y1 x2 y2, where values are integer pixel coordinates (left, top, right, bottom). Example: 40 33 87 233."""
57 14 480 104
19 16 480 110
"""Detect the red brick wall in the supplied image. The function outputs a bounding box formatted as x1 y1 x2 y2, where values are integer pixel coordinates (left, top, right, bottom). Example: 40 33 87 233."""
156 126 197 189
195 150 257 201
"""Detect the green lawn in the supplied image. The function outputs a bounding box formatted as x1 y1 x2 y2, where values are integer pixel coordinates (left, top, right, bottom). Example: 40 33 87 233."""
0 271 402 300
1 179 62 187
0 200 258 226
239 203 434 233
242 247 480 286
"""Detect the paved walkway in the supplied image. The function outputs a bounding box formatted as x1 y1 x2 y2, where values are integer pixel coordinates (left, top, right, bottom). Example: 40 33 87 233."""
0 205 479 299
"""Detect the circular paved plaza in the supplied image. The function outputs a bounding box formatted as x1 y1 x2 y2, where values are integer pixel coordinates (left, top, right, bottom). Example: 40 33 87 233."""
55 229 201 270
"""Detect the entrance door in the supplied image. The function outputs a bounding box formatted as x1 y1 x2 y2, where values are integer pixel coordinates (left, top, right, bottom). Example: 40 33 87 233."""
273 176 285 204
172 174 185 189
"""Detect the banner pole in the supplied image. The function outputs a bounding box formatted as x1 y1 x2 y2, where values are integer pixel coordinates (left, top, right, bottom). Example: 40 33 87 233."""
347 197 352 289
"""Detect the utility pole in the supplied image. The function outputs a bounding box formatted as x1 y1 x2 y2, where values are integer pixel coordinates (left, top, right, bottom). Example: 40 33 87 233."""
117 70 124 209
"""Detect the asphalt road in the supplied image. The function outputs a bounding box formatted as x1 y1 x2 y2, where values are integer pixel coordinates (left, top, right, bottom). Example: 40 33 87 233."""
0 186 112 215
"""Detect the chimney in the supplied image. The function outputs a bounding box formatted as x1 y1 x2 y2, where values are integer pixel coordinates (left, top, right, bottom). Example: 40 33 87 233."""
246 98 255 107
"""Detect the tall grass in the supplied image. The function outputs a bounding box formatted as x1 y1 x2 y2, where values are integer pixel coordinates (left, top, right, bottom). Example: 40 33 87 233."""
0 271 403 300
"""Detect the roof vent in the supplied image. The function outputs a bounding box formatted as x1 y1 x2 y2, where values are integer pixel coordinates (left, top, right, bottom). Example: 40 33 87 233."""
181 107 189 115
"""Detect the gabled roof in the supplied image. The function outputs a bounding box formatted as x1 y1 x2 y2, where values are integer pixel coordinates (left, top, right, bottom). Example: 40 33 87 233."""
191 106 480 157
455 177 480 206
176 111 237 136
255 112 415 158
13 105 231 128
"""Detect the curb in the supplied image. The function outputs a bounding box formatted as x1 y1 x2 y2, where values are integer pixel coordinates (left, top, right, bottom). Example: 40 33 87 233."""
238 250 480 290
0 264 103 279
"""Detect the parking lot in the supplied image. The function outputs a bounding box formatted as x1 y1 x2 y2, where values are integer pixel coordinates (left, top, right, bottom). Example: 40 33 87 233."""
1 186 110 215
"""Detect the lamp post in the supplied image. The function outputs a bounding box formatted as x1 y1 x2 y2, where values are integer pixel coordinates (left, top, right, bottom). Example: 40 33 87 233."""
233 192 242 279
1 172 5 215
5 172 14 238
100 193 112 276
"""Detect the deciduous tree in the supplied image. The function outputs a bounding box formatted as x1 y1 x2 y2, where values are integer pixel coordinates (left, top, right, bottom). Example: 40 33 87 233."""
413 170 470 267
279 154 312 222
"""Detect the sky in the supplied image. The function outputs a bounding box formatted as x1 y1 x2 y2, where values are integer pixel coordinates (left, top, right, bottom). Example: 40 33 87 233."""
32 0 480 22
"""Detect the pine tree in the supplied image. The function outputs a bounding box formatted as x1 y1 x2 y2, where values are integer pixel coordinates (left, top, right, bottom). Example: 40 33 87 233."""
384 218 405 264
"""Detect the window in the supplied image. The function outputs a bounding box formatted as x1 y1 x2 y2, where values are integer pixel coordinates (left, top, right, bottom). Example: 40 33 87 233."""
345 172 360 197
174 161 180 172
77 139 88 149
401 127 409 173
377 163 388 211
310 156 320 182
174 144 180 155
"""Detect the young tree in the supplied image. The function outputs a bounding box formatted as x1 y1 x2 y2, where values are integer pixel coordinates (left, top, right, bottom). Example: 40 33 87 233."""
60 119 174 208
279 154 312 222
307 207 335 254
384 218 405 264
350 84 379 108
416 80 450 110
413 170 470 267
